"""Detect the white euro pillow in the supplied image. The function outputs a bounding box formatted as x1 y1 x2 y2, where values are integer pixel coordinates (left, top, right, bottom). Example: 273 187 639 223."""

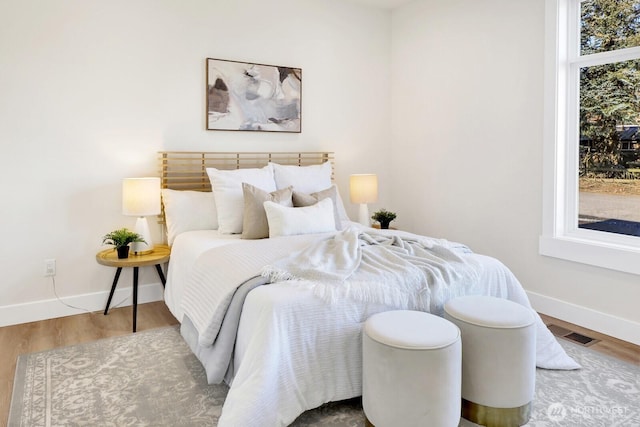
271 161 350 223
271 161 332 194
161 189 217 245
263 197 336 237
206 166 276 234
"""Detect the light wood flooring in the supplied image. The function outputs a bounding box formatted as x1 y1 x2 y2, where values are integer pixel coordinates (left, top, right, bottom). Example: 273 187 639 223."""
0 305 637 426
539 313 639 366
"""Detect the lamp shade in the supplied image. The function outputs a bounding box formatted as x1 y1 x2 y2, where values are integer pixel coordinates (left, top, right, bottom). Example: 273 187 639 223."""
122 177 161 216
350 174 378 204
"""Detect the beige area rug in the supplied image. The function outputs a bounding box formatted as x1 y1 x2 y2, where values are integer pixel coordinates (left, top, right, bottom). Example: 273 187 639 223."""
9 326 640 426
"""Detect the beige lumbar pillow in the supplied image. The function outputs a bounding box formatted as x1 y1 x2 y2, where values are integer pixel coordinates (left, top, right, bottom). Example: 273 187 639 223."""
242 183 293 239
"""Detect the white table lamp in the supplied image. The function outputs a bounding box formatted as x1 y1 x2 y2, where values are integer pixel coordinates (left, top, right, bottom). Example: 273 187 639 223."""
350 174 378 227
122 177 161 254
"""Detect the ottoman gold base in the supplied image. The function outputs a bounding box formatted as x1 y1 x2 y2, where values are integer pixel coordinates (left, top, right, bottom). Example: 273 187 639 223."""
462 398 531 427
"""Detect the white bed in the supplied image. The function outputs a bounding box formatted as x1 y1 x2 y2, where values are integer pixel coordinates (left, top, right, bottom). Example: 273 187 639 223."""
158 151 579 427
164 229 242 323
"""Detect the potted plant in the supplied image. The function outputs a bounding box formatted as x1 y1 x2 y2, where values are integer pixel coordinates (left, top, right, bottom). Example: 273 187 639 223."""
102 228 146 259
371 209 397 229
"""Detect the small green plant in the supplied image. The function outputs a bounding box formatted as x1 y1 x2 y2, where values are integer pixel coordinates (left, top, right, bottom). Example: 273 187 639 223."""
102 228 146 249
371 209 397 229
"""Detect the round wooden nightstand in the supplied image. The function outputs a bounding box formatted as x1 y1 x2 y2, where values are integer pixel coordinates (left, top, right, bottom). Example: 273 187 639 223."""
96 244 170 332
371 224 397 230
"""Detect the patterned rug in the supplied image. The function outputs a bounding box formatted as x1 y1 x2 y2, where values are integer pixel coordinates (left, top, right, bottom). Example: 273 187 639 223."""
9 326 640 426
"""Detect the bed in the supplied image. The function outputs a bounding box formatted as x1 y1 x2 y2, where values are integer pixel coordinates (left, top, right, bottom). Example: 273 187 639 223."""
158 151 579 427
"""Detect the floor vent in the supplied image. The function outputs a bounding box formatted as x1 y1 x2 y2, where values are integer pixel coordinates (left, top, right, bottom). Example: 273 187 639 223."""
547 324 599 346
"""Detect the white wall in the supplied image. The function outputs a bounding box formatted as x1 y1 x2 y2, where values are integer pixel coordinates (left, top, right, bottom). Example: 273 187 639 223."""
3 0 637 343
0 0 391 324
391 0 640 343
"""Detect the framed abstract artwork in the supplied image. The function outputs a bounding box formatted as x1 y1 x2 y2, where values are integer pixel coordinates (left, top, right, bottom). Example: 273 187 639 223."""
206 58 302 132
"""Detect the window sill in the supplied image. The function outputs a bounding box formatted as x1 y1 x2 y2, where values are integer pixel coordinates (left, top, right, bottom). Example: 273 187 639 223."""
539 234 640 276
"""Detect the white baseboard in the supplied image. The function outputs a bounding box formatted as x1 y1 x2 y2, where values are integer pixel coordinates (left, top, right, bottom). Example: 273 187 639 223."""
527 291 640 346
0 282 165 328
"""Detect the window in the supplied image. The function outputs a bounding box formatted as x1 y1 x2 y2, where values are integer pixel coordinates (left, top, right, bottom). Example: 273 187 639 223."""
541 0 640 275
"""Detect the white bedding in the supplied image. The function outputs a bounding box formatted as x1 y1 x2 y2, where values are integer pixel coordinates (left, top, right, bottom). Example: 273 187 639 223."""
165 225 579 427
165 230 242 322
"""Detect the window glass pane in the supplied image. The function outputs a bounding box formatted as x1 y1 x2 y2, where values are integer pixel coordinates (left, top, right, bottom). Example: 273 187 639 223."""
579 58 640 237
580 0 640 55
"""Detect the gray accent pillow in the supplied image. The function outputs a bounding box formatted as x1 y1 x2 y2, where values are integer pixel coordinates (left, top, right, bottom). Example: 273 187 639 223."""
242 183 293 239
292 185 342 230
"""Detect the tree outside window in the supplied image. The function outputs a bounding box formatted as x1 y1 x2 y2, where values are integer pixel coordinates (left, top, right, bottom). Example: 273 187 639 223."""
577 0 640 237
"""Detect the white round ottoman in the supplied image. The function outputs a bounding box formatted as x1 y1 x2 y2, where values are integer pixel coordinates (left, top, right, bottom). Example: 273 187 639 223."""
362 310 461 427
444 296 536 427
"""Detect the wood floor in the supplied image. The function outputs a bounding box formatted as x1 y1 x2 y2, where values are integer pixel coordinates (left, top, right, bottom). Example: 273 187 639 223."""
0 305 637 426
539 313 639 366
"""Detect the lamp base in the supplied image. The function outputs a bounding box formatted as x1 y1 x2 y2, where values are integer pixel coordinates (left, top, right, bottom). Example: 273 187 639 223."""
358 204 370 227
131 216 154 255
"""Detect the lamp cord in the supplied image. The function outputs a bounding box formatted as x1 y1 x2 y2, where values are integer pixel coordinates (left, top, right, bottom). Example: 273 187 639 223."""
51 276 131 313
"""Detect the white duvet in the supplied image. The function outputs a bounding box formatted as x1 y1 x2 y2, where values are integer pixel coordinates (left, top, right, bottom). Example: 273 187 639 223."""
165 230 242 323
165 226 579 427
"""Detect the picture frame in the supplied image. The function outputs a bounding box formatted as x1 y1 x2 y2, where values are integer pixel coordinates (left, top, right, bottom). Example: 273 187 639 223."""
206 58 302 133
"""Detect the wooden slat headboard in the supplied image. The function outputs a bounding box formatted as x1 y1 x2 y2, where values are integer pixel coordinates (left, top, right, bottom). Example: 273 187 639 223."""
158 151 335 192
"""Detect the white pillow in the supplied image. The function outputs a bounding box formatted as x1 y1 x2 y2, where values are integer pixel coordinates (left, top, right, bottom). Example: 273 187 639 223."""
161 189 217 245
292 185 343 230
264 198 336 237
271 161 351 222
207 166 276 234
334 192 351 224
271 161 332 194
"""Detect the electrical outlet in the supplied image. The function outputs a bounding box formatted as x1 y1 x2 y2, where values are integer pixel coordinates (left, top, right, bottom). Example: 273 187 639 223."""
44 259 56 277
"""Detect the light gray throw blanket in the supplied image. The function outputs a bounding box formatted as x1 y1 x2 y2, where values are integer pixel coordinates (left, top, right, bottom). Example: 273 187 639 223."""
262 227 482 314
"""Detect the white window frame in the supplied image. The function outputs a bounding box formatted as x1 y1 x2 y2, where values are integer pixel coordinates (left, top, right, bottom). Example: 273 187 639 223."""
540 0 640 275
